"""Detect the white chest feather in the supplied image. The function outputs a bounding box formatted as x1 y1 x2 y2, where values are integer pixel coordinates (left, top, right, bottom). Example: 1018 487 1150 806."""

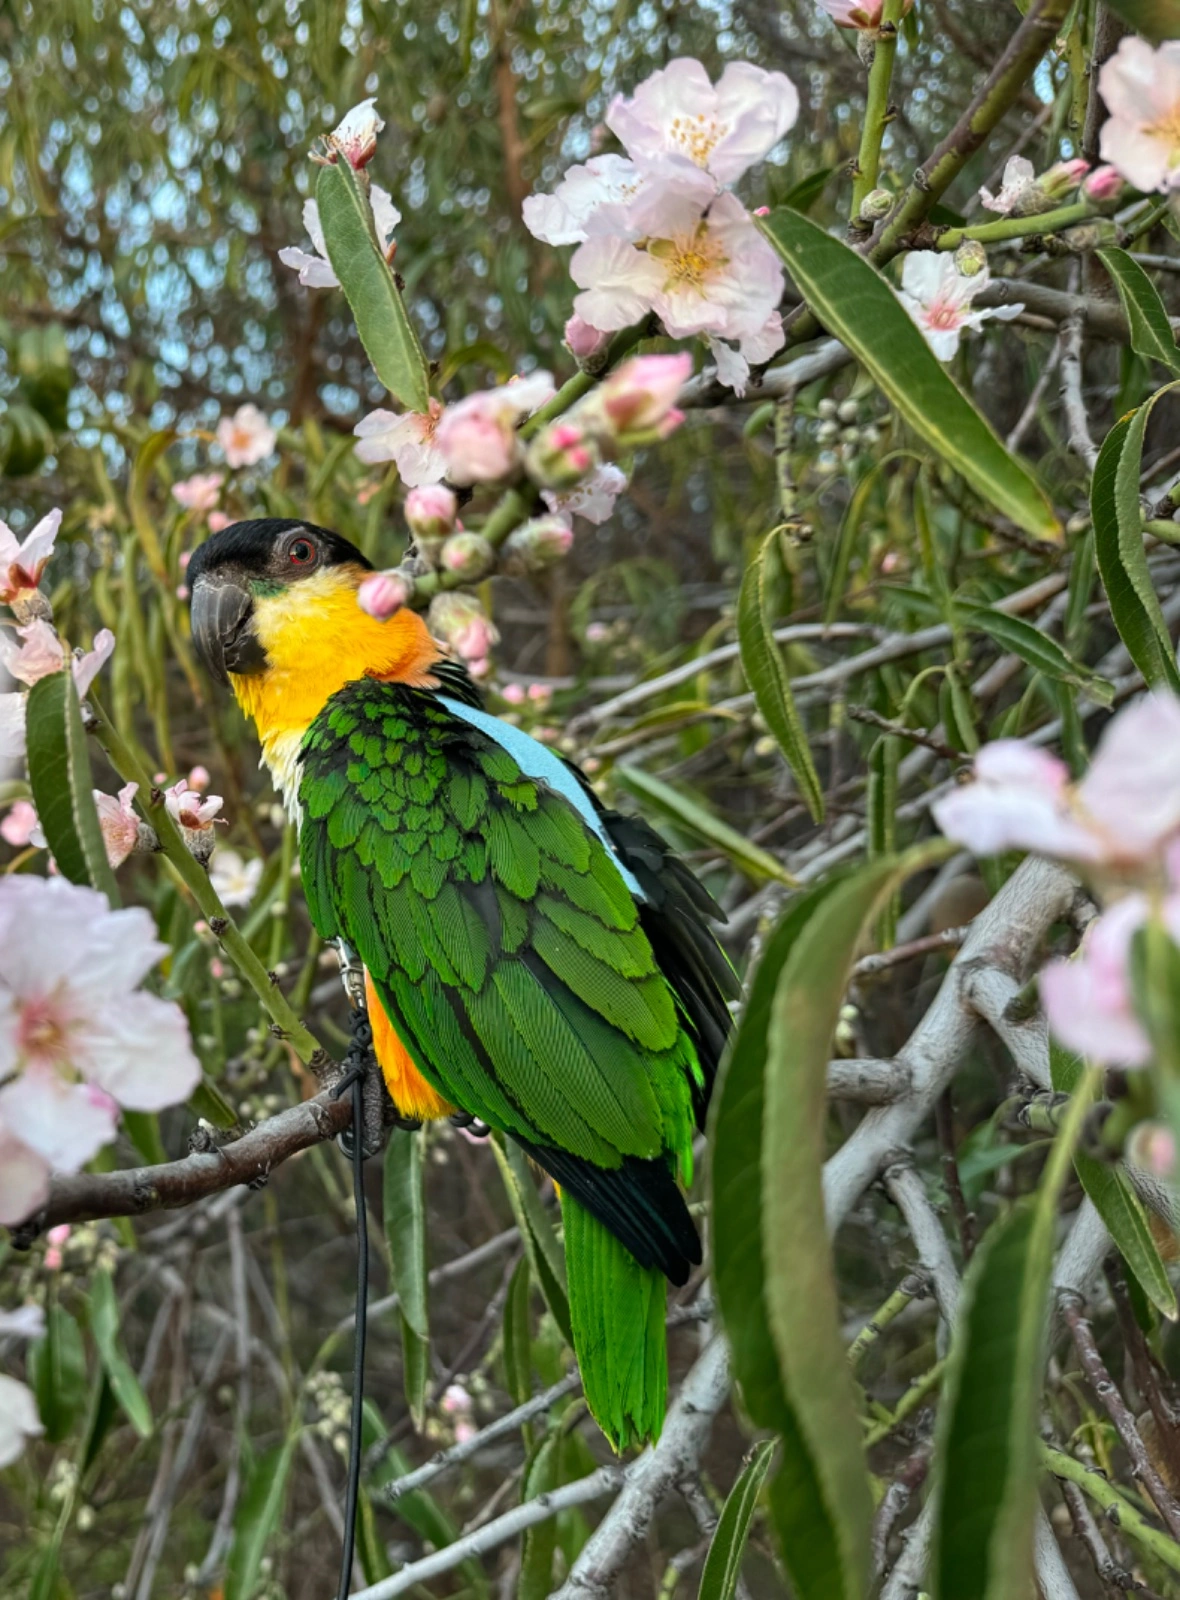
261 730 306 824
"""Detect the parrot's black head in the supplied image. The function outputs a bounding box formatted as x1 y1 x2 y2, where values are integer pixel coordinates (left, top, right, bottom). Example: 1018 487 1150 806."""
188 518 372 684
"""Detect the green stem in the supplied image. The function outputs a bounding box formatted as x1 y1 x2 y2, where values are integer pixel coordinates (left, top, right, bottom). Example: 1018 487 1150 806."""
850 1 905 220
848 1273 927 1371
1122 197 1173 246
1042 1445 1180 1574
863 1358 945 1447
937 200 1094 250
91 701 323 1067
480 486 531 548
520 319 654 437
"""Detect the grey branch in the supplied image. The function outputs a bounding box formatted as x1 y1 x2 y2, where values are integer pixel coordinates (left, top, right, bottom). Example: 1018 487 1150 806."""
551 1337 732 1600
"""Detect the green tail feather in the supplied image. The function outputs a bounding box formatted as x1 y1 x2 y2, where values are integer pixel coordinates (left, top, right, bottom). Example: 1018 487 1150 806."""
562 1193 667 1452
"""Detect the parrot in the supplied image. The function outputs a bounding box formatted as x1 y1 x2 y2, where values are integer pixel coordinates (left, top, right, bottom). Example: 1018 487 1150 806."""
187 517 738 1449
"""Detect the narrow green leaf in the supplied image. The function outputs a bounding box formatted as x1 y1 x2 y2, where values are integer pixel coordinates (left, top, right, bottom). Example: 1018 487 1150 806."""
1051 1046 1176 1318
503 1255 533 1407
955 601 1114 703
316 159 430 412
616 766 797 886
933 1073 1098 1600
763 844 950 1599
26 671 120 904
757 209 1060 540
121 1110 167 1166
492 1136 571 1346
225 1436 297 1600
128 428 176 579
825 459 893 624
1091 387 1180 694
88 1268 152 1438
519 1429 562 1600
28 1305 87 1443
699 1439 777 1600
739 531 825 822
384 1129 430 1425
1098 249 1180 374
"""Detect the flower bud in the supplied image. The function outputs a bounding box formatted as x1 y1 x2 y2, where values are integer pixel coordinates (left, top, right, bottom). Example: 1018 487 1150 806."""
953 239 988 278
1127 1121 1176 1181
503 514 574 574
858 187 893 221
405 484 457 545
817 399 838 420
428 592 500 663
524 418 600 490
357 569 415 620
837 399 859 424
1061 220 1120 251
564 315 610 364
578 353 691 448
439 532 495 582
329 99 384 170
1084 164 1125 203
1040 157 1090 201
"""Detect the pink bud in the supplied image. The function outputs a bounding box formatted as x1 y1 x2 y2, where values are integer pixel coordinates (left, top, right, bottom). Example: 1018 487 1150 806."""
357 570 415 620
436 398 519 486
753 205 770 217
330 98 384 170
526 682 552 706
405 484 458 543
564 315 610 362
188 766 211 791
501 682 526 705
208 511 232 533
0 800 40 849
1085 164 1125 202
47 1225 71 1248
583 353 693 445
439 532 495 581
45 1248 63 1272
503 514 574 573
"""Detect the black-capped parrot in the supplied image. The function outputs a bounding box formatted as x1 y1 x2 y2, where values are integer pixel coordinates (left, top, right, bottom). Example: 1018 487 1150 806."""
188 518 737 1449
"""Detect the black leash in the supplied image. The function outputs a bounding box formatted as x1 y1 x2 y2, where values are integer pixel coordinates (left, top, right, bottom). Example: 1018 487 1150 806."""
333 1013 373 1600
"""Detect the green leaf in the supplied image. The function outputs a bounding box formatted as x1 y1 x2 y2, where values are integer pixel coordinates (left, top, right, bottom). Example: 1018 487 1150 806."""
492 1136 572 1346
316 159 430 412
757 209 1059 541
128 428 176 580
763 844 950 1599
121 1111 167 1166
933 1073 1097 1600
503 1255 533 1407
519 1429 562 1600
26 671 120 904
384 1129 430 1426
1104 0 1180 41
1091 386 1180 694
954 601 1113 703
88 1268 152 1439
699 1439 777 1600
225 1435 297 1600
28 1305 87 1443
1051 1046 1176 1318
739 530 825 822
616 766 797 886
1098 249 1180 374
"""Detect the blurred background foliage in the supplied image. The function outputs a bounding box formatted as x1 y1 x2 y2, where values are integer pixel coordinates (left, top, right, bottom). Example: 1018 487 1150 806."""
5 0 1180 1596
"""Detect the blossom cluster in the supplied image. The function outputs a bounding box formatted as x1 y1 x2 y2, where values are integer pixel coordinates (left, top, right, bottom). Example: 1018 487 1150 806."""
934 694 1180 1085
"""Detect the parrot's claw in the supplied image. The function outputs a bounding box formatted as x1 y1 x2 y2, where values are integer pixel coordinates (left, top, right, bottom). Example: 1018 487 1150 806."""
333 1010 392 1160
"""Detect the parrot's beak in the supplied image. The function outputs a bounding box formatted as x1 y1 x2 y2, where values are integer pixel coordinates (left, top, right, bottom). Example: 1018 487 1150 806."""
190 572 268 685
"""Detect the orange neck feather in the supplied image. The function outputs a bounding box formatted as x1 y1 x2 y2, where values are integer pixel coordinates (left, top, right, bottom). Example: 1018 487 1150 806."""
229 564 441 784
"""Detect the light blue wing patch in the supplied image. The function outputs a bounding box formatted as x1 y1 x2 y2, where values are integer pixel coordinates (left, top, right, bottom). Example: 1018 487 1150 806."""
438 696 646 902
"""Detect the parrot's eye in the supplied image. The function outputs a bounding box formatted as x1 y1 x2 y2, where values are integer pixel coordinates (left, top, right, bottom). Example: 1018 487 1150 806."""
287 537 316 566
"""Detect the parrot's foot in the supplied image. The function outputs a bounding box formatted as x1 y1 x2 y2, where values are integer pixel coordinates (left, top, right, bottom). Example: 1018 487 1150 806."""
333 1009 400 1160
449 1109 491 1139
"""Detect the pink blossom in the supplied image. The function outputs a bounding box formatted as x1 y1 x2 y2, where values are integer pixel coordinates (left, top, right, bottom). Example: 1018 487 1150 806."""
814 0 914 27
0 620 65 686
0 1374 42 1468
570 193 785 390
606 59 799 199
216 404 277 469
171 472 225 512
934 694 1180 870
279 188 400 288
354 399 447 487
329 98 384 170
1039 895 1162 1068
565 315 611 362
209 849 262 908
208 511 233 534
428 593 500 663
590 353 692 441
72 629 116 698
1127 1121 1176 1180
404 484 458 543
543 463 628 527
357 570 414 620
527 683 552 706
94 783 140 869
188 765 211 792
1 801 40 850
0 876 200 1224
523 155 652 247
980 156 1089 216
165 779 222 832
501 682 526 705
1085 165 1125 202
435 373 555 487
440 1382 472 1416
707 311 784 397
0 510 61 606
896 253 1024 361
0 694 26 761
1099 38 1180 194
